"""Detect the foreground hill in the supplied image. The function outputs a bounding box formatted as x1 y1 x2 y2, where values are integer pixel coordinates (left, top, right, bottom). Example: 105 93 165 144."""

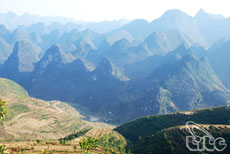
0 78 111 141
132 124 230 154
2 127 127 154
115 106 230 154
2 104 230 154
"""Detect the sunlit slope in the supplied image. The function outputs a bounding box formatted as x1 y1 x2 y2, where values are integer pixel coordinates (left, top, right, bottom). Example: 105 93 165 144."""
0 78 109 140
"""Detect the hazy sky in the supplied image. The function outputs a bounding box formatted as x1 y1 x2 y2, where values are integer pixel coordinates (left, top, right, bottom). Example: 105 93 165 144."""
0 0 230 21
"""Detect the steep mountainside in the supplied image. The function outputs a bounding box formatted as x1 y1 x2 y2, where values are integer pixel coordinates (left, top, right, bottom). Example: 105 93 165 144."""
0 40 41 85
144 30 192 55
0 25 9 40
0 37 12 65
124 43 207 79
195 9 230 44
29 45 82 100
20 43 230 124
71 38 97 58
29 56 128 119
117 54 230 123
208 41 230 89
104 29 194 66
102 38 133 65
5 27 31 45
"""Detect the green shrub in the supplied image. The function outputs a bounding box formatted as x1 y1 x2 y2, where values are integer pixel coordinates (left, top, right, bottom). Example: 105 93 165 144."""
79 137 98 154
59 139 66 145
0 144 9 154
73 145 77 151
0 100 7 121
60 128 91 141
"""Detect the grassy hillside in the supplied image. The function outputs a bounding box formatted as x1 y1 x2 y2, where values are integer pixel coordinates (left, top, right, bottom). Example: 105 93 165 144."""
82 127 127 154
115 106 230 143
0 78 28 99
115 106 230 154
0 78 128 154
0 78 111 141
59 127 128 154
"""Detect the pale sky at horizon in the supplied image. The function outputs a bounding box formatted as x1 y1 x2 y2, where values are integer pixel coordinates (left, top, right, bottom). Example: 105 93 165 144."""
0 0 230 22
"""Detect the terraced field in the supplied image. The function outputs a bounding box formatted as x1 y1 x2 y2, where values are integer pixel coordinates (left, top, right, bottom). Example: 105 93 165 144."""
1 141 106 154
0 126 128 154
0 78 126 154
84 127 125 141
0 78 112 141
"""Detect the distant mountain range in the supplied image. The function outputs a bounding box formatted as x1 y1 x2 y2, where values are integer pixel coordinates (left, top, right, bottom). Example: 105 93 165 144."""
0 12 129 33
0 9 230 125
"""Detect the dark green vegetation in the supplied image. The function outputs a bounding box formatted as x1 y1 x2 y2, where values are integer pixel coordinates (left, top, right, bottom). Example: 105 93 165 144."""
0 99 8 153
58 127 128 154
79 137 99 154
132 125 230 154
78 134 128 154
98 134 127 154
0 100 7 120
115 106 230 154
0 144 9 154
53 106 230 154
59 127 91 142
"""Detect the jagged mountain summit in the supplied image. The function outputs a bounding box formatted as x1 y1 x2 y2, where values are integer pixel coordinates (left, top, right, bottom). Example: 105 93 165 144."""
195 9 230 44
0 40 41 84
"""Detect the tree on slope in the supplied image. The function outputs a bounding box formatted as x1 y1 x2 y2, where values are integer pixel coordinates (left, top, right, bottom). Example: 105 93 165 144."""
0 100 7 121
